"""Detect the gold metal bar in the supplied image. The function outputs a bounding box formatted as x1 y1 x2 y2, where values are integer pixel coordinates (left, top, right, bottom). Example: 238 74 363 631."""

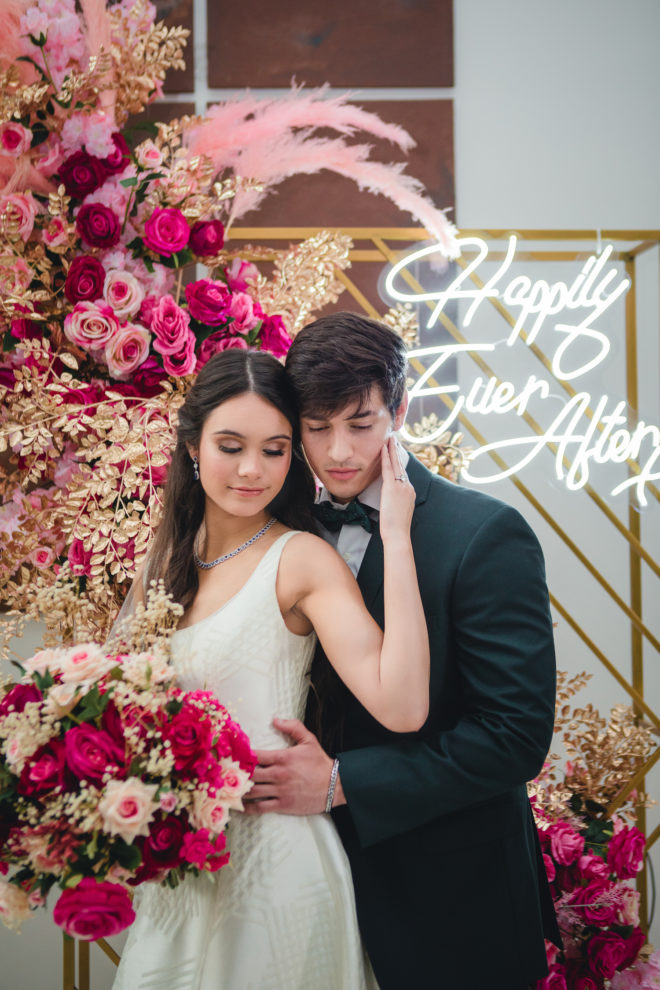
228 226 431 240
333 268 381 318
62 934 75 990
646 822 660 851
607 744 660 817
78 941 90 990
625 240 659 259
625 257 648 929
548 594 660 728
94 938 121 967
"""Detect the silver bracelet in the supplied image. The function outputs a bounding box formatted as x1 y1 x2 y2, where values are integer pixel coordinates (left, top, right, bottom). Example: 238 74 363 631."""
324 758 340 813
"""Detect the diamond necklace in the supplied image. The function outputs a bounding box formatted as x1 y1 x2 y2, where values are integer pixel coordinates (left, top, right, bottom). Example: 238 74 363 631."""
193 517 277 570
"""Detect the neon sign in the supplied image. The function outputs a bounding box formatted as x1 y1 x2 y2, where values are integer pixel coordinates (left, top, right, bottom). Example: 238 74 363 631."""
385 237 660 506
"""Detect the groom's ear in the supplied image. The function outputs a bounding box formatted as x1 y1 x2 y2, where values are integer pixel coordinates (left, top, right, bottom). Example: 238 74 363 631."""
392 392 409 432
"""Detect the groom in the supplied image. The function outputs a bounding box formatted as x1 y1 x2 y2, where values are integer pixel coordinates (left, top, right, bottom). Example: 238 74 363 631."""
246 312 560 989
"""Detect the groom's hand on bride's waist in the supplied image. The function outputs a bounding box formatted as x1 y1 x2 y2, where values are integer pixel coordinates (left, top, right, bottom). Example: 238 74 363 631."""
244 717 346 816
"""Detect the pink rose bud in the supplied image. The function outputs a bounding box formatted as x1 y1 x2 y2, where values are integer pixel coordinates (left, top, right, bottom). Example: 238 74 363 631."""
0 122 32 157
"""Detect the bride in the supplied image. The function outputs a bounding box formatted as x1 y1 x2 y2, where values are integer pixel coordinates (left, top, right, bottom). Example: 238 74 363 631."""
113 348 429 990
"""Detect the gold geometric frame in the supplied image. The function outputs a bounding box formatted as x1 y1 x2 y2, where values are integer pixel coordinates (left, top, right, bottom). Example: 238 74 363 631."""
63 228 660 986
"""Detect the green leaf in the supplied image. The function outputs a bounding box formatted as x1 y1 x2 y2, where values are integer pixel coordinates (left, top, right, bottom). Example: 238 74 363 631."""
113 839 141 871
165 698 183 717
2 331 17 353
144 257 154 274
31 123 50 149
64 873 84 888
75 684 112 723
120 176 139 188
33 670 54 692
28 32 47 47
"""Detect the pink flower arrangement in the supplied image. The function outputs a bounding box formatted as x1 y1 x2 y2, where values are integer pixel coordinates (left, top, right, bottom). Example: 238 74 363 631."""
534 808 655 990
0 640 256 939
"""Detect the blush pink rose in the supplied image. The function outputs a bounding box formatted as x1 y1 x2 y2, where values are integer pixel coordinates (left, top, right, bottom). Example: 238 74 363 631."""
548 821 584 866
150 294 191 354
0 880 31 931
42 215 69 249
159 791 178 813
607 826 645 879
98 777 159 843
135 140 163 169
616 886 640 927
36 137 64 177
185 278 231 325
64 301 119 354
0 193 37 241
190 792 230 834
216 758 252 809
27 546 55 569
227 292 259 334
143 207 190 257
58 644 116 684
53 879 135 940
105 323 151 380
45 682 81 718
103 270 145 320
161 333 197 377
180 829 230 872
0 122 32 157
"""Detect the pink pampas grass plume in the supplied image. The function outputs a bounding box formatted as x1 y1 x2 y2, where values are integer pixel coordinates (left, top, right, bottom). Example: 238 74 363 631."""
183 85 458 258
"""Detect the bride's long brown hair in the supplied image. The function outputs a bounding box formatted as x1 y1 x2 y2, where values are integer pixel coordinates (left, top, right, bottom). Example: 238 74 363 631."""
148 349 317 609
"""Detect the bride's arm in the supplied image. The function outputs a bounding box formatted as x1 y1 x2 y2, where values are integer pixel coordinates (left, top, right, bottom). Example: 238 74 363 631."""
283 440 429 733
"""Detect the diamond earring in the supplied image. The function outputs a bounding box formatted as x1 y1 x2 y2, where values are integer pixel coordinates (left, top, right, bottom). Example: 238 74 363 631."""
192 455 200 481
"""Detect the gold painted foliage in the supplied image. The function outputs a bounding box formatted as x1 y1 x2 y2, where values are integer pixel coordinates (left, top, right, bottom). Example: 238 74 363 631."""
252 232 353 335
528 672 656 823
403 414 470 483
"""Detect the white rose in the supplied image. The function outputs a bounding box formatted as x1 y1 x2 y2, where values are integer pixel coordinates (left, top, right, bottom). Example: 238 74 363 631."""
58 644 116 684
103 269 145 320
0 880 31 932
190 792 230 834
216 759 253 810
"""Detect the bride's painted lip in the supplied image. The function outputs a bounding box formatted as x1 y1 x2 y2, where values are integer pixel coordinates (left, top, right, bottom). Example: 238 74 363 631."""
230 487 266 496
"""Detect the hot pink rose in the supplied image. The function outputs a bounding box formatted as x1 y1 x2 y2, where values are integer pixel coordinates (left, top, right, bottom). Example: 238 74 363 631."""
166 709 212 773
225 258 259 292
548 821 584 866
64 301 119 354
17 741 67 795
537 963 567 989
161 333 197 377
180 829 229 872
143 207 190 257
228 291 259 334
53 879 135 940
185 278 231 325
103 269 145 320
64 724 126 784
189 219 225 257
607 826 645 879
76 202 121 249
570 879 618 926
618 927 646 971
197 331 248 367
151 294 191 354
0 122 32 157
587 931 629 980
571 973 600 990
259 313 292 358
226 719 257 773
64 256 106 304
543 853 556 882
105 323 151 380
0 193 37 241
100 133 130 176
578 850 609 881
0 682 41 719
67 539 93 577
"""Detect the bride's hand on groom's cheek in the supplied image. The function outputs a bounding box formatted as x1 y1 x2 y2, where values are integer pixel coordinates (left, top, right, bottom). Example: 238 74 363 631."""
244 717 345 816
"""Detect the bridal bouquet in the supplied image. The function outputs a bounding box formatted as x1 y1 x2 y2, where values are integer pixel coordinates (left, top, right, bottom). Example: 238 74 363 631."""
0 612 256 940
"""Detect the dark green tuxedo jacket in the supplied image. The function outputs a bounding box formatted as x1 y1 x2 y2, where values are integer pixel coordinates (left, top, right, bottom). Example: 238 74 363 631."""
306 456 559 990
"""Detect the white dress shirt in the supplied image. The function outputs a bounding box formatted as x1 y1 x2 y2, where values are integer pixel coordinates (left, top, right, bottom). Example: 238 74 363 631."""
316 449 410 578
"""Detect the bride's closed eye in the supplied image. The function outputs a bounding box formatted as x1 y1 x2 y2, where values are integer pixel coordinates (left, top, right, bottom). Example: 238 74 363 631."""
218 445 286 457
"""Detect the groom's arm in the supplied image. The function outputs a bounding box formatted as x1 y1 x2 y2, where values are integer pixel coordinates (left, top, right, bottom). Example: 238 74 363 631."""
336 502 556 846
246 504 556 842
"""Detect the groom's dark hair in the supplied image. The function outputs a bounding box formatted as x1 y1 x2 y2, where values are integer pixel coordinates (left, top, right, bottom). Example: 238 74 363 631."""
285 312 408 418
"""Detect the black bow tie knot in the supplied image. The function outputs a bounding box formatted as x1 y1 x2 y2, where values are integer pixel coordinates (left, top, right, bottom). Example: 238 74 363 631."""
312 499 375 534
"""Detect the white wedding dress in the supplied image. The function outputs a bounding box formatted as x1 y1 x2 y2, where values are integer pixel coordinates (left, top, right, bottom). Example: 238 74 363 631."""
113 532 378 990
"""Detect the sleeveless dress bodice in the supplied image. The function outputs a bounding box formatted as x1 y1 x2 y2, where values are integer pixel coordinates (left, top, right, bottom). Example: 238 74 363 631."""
113 532 378 990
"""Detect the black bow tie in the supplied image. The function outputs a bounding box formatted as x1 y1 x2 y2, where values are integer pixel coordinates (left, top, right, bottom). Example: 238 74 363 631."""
312 499 375 534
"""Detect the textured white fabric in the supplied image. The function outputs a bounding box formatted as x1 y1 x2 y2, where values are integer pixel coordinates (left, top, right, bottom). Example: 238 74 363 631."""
113 532 378 990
